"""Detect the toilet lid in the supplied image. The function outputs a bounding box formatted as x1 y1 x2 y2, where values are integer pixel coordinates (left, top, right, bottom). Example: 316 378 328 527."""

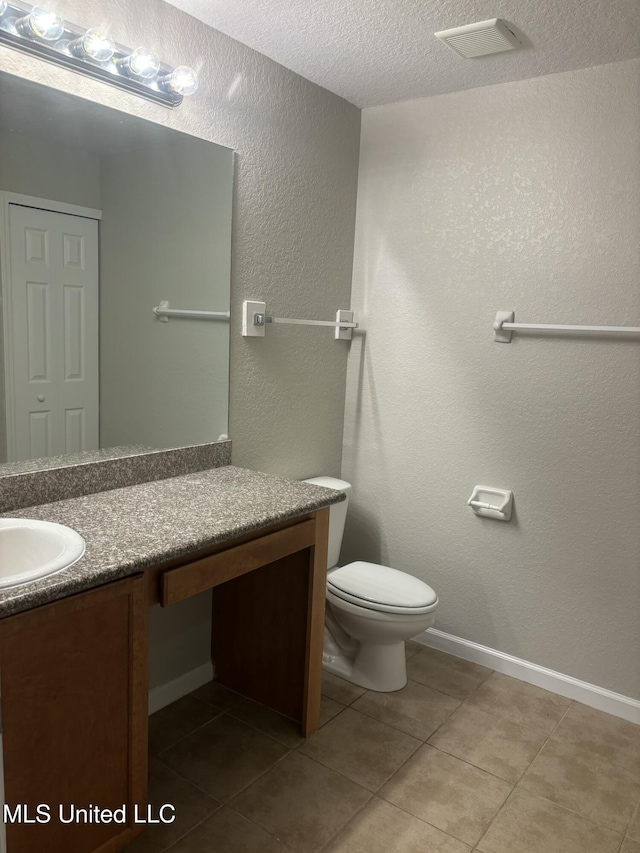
327 561 437 610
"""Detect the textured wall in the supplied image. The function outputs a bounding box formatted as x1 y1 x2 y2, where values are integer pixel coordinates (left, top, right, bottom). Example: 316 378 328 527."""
343 59 640 698
0 0 360 690
0 0 360 478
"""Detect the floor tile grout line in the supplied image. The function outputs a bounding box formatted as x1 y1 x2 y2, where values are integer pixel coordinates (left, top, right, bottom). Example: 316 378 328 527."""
159 801 225 853
293 708 350 749
473 780 521 851
458 692 571 739
321 688 365 706
508 781 631 842
155 738 294 809
148 668 640 852
548 699 574 736
226 748 375 852
152 708 225 759
513 752 632 839
291 746 379 794
163 685 539 816
160 706 303 759
299 708 426 795
519 788 631 841
316 792 375 852
225 803 299 852
225 744 295 803
421 696 465 741
224 706 307 750
148 752 227 805
404 669 494 705
513 703 640 840
336 696 457 746
154 707 375 836
374 787 494 850
421 739 528 787
627 803 640 842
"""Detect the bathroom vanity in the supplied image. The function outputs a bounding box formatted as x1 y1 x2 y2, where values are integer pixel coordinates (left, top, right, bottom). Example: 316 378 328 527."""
0 464 340 853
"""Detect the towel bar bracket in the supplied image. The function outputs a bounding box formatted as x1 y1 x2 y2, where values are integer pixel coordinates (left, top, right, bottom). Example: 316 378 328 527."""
243 300 357 340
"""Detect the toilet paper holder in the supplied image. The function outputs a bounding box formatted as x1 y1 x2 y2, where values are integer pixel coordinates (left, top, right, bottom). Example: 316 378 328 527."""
468 486 513 521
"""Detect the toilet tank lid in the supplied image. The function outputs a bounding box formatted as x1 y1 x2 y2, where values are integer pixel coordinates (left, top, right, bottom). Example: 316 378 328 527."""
302 476 351 492
328 561 437 609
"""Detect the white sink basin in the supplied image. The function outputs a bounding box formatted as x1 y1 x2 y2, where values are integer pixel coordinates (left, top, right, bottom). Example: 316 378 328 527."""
0 519 85 589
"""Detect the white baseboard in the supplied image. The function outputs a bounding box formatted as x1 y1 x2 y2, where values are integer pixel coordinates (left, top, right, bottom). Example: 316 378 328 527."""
416 628 640 725
148 662 214 715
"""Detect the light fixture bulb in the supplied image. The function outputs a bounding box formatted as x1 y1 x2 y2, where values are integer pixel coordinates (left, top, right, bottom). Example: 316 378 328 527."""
69 27 115 63
117 47 160 80
17 6 65 41
159 66 198 96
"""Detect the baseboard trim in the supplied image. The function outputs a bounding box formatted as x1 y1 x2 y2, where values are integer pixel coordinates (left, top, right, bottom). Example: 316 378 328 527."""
416 628 640 725
148 662 214 715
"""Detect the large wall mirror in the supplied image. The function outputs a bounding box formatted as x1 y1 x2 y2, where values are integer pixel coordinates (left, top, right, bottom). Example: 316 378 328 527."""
0 71 233 472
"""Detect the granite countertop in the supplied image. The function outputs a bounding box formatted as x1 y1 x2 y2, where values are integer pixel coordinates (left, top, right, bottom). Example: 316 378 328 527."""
1 466 345 618
0 445 156 477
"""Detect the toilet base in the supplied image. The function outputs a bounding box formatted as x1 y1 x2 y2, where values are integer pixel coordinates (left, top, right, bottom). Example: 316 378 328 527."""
323 640 408 692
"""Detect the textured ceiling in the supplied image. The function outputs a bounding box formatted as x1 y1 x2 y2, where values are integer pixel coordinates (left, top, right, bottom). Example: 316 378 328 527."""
165 0 640 107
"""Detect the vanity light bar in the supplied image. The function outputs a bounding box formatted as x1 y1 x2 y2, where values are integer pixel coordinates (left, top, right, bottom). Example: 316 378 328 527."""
0 1 198 108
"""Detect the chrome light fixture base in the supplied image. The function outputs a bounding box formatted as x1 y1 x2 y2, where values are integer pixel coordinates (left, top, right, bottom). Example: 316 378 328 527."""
0 1 197 108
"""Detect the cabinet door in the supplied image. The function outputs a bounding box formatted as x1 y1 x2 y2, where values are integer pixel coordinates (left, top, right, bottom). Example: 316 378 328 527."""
0 575 148 853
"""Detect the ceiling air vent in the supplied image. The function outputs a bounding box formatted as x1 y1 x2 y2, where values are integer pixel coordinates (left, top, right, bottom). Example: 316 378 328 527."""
435 19 520 58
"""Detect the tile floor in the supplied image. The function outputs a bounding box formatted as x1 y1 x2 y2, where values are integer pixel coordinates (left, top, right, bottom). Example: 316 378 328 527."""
126 643 640 852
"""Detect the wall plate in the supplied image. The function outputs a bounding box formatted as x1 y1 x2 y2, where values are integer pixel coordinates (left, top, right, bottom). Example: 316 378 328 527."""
242 300 266 337
335 309 355 341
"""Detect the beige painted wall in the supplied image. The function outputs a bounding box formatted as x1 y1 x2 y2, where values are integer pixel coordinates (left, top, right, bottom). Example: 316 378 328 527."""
343 59 640 699
0 0 360 478
0 0 360 692
0 130 101 462
0 129 101 208
99 138 232 449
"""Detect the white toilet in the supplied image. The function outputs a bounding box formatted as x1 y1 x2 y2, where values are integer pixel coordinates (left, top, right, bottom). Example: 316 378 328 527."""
303 476 438 692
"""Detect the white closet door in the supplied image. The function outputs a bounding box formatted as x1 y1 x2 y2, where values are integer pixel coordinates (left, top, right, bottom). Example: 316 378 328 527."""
8 204 99 460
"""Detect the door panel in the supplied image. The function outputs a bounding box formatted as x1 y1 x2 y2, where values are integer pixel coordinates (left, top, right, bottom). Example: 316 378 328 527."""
28 410 52 458
63 285 84 380
64 408 85 453
25 281 51 382
7 204 99 461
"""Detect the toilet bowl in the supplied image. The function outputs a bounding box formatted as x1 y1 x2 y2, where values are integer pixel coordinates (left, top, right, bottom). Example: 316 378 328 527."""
303 476 438 692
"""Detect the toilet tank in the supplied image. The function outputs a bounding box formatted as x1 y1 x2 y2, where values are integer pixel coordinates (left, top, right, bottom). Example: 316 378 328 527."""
302 476 351 569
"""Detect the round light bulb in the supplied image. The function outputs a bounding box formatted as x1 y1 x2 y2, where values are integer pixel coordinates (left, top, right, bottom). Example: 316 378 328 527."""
18 6 65 41
159 66 198 96
124 47 160 79
70 27 115 63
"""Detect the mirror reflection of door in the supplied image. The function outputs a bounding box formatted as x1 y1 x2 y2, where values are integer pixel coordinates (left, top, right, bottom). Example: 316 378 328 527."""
4 199 100 462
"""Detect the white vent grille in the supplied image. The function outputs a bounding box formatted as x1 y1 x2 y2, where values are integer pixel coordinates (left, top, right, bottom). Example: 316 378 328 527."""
435 19 520 59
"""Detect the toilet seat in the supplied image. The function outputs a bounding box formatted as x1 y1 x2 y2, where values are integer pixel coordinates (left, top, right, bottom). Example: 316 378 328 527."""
327 561 438 616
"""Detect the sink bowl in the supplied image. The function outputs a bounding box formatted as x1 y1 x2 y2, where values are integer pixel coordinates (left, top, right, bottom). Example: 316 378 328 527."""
0 519 85 589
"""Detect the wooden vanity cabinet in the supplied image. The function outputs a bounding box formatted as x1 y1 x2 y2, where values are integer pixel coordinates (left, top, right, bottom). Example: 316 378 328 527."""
154 507 330 736
0 575 148 853
0 504 330 852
